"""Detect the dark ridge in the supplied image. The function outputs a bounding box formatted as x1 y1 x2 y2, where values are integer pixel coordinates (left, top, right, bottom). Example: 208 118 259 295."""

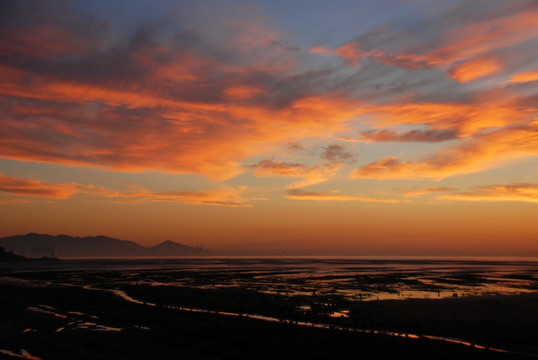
0 233 210 258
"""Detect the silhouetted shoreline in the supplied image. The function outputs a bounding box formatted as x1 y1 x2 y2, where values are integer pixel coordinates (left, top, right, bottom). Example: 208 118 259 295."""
0 246 58 263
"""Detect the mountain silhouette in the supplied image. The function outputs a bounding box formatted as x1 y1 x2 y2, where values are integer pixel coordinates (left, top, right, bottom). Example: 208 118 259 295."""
0 233 209 258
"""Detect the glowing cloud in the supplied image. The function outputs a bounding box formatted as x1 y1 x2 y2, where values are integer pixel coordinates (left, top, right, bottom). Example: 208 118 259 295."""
351 123 538 180
402 186 455 197
0 173 82 199
509 68 538 83
0 2 367 180
360 129 458 143
0 173 253 207
249 160 344 188
448 56 504 83
440 184 538 203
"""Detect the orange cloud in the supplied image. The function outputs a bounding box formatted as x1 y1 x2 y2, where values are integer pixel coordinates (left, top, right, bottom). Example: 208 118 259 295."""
286 188 398 203
509 68 538 83
0 22 369 181
249 160 344 188
1 0 537 190
311 42 428 70
0 173 254 207
309 46 333 56
360 128 458 143
224 85 266 100
334 42 365 67
315 3 538 79
366 97 532 137
426 6 538 66
0 58 365 179
0 173 84 199
351 123 538 180
448 56 503 83
137 188 254 208
439 184 538 203
402 186 454 197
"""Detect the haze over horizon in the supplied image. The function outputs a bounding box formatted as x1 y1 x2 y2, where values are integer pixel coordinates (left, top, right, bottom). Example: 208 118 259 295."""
1 0 537 256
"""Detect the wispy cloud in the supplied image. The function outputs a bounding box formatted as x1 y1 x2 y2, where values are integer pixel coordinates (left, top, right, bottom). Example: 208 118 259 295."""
0 0 537 192
351 122 538 180
361 129 458 143
0 1 367 180
439 183 538 203
0 198 35 205
0 173 85 199
509 68 538 83
401 186 455 197
320 144 355 161
286 188 398 203
313 1 538 78
448 56 504 83
249 159 344 188
0 173 254 207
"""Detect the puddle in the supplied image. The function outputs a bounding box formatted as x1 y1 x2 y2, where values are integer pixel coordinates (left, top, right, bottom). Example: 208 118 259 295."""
329 310 349 318
0 349 42 360
26 304 123 333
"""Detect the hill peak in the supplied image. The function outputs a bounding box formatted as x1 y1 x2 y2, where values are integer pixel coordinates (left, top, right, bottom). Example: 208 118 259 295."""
0 233 210 258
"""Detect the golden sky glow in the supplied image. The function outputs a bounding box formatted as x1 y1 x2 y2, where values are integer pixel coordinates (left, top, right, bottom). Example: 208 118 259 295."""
0 0 537 256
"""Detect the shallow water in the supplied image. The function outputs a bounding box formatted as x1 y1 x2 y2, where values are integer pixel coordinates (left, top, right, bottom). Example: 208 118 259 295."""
3 257 538 359
2 257 537 301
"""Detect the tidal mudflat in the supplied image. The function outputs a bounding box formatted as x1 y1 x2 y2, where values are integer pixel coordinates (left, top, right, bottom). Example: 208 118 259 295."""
1 258 537 359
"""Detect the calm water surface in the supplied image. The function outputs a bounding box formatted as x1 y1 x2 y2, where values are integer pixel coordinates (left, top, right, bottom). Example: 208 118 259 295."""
2 257 537 301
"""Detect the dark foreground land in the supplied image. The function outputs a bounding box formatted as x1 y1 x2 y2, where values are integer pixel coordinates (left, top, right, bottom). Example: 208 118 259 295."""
1 281 537 360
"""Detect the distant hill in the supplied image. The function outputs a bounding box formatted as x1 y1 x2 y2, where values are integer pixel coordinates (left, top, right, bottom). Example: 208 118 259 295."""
0 233 210 258
149 240 197 256
0 246 26 262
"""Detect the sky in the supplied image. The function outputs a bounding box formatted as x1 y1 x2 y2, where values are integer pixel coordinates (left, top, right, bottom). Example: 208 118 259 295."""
0 0 537 256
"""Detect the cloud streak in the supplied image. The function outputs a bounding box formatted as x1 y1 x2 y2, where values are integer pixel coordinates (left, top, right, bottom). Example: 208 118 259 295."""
313 1 538 79
0 173 253 207
352 122 538 180
0 173 84 199
249 160 343 188
286 189 398 203
320 144 355 161
402 186 455 197
360 129 458 143
439 183 538 203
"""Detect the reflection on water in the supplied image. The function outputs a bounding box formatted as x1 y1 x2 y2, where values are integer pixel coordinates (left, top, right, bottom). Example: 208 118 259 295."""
26 304 123 333
329 309 349 318
2 257 538 302
0 349 42 360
